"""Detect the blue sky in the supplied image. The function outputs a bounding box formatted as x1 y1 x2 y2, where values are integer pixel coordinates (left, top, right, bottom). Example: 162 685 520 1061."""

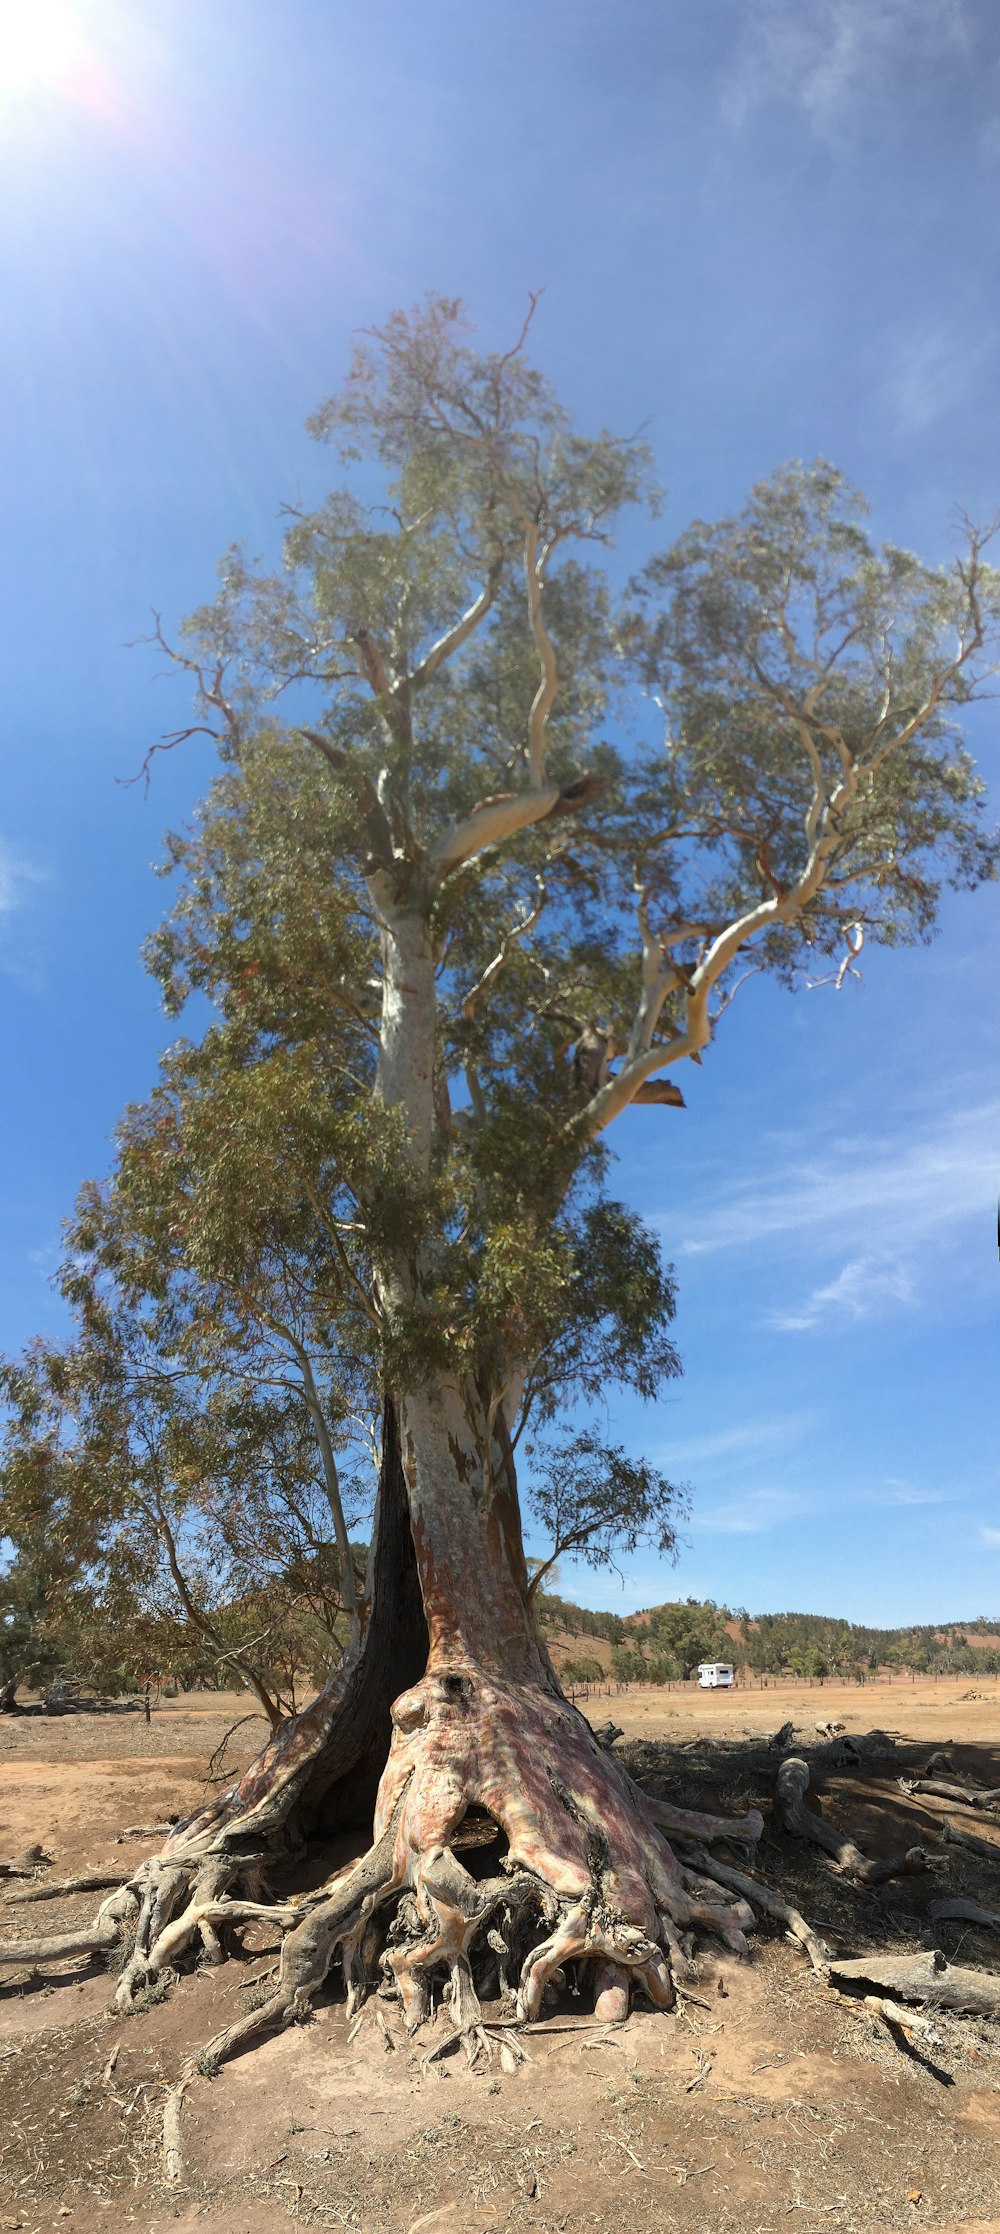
1 0 997 1626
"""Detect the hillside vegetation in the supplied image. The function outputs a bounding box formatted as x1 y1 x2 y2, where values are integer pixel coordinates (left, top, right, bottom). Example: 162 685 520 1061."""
536 1593 1000 1685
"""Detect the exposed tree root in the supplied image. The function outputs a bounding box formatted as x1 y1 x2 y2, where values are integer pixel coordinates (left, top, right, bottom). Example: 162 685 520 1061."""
677 1845 830 1974
5 1684 1000 2197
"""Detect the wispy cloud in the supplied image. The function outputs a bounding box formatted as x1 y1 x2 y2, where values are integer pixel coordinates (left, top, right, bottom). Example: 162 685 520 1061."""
771 1253 915 1332
651 1416 811 1469
884 323 994 436
879 1479 958 1509
0 838 44 923
695 1487 814 1536
672 1096 998 1332
981 1527 1000 1549
722 0 970 141
0 838 46 979
679 1099 996 1259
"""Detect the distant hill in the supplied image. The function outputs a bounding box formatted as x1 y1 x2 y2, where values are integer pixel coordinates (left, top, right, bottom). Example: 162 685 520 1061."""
536 1592 1000 1684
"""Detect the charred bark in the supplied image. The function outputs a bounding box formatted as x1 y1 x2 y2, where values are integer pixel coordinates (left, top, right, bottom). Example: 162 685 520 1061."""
156 1397 427 1866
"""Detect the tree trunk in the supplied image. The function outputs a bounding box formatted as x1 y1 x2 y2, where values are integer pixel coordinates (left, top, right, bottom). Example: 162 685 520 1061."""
156 1396 427 1867
48 1370 753 2039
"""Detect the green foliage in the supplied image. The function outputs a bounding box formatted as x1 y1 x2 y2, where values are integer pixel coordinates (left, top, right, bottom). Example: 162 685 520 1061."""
525 1431 685 1591
743 1609 1000 1678
138 304 998 1433
560 1654 605 1687
6 298 1000 1681
535 1593 625 1644
634 1598 737 1681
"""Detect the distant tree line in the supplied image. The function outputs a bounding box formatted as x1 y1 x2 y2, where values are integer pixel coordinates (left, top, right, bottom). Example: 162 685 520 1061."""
538 1596 1000 1690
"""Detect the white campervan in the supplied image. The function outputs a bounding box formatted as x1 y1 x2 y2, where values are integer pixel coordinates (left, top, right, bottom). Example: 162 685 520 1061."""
697 1661 734 1689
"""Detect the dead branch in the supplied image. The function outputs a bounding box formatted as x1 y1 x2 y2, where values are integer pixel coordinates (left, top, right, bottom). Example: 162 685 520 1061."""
927 1896 1000 1935
679 1845 829 1974
775 1756 928 1885
939 1819 1000 1865
8 1869 130 1905
900 1778 1000 1810
0 1845 51 1879
828 1948 1000 2018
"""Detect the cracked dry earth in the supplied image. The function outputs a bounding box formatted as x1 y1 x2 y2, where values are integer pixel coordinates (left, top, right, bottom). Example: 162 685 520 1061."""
4 1685 1000 2234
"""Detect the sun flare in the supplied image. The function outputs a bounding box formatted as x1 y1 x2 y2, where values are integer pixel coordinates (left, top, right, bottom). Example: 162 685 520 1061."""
0 0 84 93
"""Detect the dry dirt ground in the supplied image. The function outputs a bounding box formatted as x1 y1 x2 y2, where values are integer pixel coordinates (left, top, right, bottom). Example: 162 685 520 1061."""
3 1680 1000 2234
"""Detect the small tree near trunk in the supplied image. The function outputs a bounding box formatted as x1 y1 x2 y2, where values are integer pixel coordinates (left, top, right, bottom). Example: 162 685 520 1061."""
2 297 998 2077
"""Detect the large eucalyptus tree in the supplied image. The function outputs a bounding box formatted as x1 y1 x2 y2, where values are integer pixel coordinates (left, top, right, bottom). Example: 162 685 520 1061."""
3 299 997 2077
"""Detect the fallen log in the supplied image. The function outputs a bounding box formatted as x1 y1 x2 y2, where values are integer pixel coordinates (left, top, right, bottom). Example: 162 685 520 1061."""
775 1757 929 1886
940 1819 1000 1865
0 1916 120 1966
828 1949 1000 2018
679 1843 830 1974
900 1778 1000 1810
927 1896 1000 1936
7 1869 130 1906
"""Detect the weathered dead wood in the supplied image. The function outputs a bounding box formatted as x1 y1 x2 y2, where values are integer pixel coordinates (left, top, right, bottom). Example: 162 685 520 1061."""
116 1822 177 1844
828 1949 1000 2017
0 1845 51 1879
775 1756 927 1886
643 1792 764 1848
678 1844 830 1974
900 1778 1000 1810
768 1720 795 1750
163 2080 188 2185
592 1721 624 1749
940 1819 1000 1865
8 1869 130 1906
927 1896 1000 1935
864 1996 943 2048
776 1757 868 1871
0 1915 119 1966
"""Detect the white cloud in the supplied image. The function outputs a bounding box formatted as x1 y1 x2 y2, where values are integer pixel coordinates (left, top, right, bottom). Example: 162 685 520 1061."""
981 1527 1000 1548
650 1415 811 1468
0 838 46 980
723 0 970 140
879 1479 956 1508
0 838 42 923
679 1099 998 1261
672 1096 998 1333
770 1252 914 1332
